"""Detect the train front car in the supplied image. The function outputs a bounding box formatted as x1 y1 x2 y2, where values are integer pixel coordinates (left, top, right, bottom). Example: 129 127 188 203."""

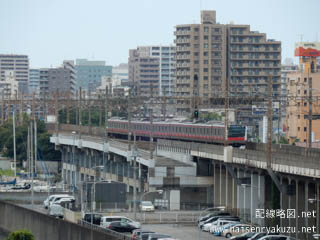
227 125 246 143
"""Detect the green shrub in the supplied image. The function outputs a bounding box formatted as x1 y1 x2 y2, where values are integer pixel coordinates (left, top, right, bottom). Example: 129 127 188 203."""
6 229 35 240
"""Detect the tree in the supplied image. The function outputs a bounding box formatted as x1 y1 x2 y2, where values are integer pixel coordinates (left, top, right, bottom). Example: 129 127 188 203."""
202 112 222 121
6 229 35 240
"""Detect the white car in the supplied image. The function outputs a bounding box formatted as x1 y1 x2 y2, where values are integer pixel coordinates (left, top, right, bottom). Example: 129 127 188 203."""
100 216 141 228
48 204 64 218
209 220 240 233
140 201 155 212
49 196 74 206
43 194 71 209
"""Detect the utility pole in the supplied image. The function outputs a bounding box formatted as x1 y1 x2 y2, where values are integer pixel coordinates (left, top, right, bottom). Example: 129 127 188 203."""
266 75 273 168
34 118 37 175
55 90 59 136
67 92 70 124
308 70 312 148
79 87 82 139
13 104 16 178
224 69 230 146
1 90 4 124
105 86 109 143
27 127 30 178
149 83 154 160
30 121 34 209
88 89 92 134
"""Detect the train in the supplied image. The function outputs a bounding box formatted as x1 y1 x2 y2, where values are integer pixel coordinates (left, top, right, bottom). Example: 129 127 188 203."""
107 119 246 145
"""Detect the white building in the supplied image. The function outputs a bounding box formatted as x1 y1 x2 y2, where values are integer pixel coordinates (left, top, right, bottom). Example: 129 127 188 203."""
112 63 128 87
0 70 19 98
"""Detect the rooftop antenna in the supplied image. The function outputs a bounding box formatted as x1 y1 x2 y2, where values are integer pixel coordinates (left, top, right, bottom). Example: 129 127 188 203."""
298 34 304 42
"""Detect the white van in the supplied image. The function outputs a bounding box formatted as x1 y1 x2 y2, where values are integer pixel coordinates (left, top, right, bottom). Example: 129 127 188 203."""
100 216 140 228
43 194 72 209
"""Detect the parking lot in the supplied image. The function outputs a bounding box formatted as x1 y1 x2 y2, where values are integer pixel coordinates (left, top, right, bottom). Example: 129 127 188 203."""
141 223 221 240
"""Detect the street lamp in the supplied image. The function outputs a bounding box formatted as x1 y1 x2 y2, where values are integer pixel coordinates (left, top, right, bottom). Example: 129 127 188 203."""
139 190 163 222
72 131 76 196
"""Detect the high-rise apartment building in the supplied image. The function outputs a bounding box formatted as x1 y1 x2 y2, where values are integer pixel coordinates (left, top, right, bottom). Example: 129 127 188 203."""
29 69 40 95
286 42 320 145
280 59 298 117
0 54 29 94
175 11 281 125
75 59 112 92
47 60 76 96
39 68 49 98
128 45 175 97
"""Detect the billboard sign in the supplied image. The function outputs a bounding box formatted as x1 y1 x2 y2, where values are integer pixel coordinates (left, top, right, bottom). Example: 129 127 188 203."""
294 42 320 57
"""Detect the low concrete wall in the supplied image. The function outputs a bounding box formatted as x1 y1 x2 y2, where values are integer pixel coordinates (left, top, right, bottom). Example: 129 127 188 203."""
0 201 125 240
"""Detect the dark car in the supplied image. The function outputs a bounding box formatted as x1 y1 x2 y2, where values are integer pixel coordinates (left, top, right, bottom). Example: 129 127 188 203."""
108 221 139 233
198 211 231 223
83 213 102 225
132 229 155 240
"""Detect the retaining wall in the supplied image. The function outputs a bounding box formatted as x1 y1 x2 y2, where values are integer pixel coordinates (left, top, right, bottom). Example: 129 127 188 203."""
0 201 124 240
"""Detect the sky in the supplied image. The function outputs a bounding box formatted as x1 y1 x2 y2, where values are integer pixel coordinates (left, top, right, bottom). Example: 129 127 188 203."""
0 0 319 68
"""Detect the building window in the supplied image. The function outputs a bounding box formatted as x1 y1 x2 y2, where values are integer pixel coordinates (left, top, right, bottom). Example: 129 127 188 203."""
204 60 209 64
204 27 209 32
298 115 300 119
194 52 199 56
194 36 198 40
204 43 208 48
204 76 208 80
304 90 307 94
194 60 199 64
298 127 300 131
204 35 209 40
304 127 307 132
204 68 208 72
204 52 209 56
304 102 307 106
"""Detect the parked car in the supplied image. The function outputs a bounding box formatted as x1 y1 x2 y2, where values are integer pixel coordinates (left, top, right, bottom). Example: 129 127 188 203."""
100 216 141 228
198 211 230 223
43 194 71 209
258 235 297 240
221 224 252 238
51 196 75 205
132 229 155 240
211 222 240 235
48 204 64 218
107 221 139 233
146 233 172 240
206 219 239 232
141 232 158 240
247 232 280 240
230 232 257 239
140 201 155 212
199 216 240 229
83 213 103 225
